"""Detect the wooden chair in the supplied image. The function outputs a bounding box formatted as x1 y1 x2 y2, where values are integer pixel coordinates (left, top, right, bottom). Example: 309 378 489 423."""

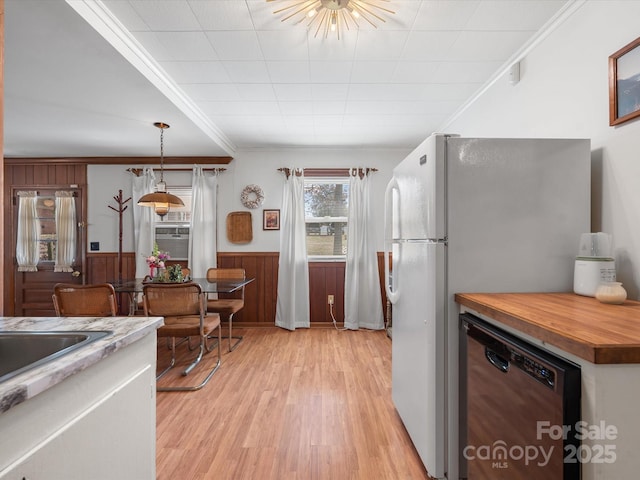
52 283 117 317
143 282 221 392
206 268 246 352
134 267 190 315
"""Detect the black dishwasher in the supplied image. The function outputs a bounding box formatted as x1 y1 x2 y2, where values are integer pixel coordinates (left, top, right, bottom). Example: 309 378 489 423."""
459 313 581 480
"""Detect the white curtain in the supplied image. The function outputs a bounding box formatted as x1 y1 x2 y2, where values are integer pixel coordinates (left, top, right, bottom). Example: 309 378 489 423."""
344 169 384 330
54 191 77 272
189 166 218 278
275 168 310 330
132 168 156 278
16 191 40 272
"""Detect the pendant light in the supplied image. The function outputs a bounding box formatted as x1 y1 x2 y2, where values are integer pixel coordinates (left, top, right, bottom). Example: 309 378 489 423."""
137 122 184 218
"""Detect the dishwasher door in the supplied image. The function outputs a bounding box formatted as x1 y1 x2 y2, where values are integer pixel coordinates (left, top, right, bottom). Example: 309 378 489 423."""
460 313 581 479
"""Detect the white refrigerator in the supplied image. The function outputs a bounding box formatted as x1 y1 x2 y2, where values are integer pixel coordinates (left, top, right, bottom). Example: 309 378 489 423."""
383 133 590 479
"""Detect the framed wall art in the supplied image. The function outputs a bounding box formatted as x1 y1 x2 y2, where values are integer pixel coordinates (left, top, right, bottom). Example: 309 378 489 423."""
609 35 640 126
263 209 280 230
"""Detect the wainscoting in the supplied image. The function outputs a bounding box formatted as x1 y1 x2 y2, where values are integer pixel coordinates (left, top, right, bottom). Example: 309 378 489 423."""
87 252 389 326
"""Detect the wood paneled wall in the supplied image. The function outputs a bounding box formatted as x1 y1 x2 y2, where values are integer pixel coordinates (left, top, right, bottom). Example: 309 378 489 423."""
87 252 389 326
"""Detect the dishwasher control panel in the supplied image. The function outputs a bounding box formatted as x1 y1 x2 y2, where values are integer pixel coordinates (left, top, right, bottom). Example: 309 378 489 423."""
510 350 555 388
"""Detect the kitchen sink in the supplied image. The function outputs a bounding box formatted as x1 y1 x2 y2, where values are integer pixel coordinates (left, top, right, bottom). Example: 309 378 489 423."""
0 331 112 383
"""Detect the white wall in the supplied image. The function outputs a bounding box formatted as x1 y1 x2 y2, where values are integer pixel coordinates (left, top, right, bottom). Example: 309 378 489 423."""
444 0 640 299
87 147 408 255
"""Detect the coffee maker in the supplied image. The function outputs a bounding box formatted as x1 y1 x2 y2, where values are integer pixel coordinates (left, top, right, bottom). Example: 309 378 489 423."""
573 232 616 297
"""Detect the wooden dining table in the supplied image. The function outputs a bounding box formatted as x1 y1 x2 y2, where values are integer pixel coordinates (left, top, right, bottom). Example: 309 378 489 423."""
111 277 254 315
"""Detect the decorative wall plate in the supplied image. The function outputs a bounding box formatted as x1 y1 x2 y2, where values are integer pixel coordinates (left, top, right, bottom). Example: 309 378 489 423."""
241 184 264 209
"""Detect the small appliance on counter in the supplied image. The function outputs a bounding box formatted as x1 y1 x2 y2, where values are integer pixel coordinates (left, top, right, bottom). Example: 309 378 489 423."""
573 232 616 297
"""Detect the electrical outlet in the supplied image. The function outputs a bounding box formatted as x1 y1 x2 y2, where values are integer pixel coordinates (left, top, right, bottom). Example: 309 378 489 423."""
328 295 334 305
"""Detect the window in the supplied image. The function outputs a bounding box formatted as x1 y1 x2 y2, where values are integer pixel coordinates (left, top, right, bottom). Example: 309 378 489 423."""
16 189 79 272
36 196 56 262
304 178 349 258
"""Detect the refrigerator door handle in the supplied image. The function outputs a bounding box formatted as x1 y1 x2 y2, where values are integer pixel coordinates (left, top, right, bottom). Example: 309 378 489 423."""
384 177 400 304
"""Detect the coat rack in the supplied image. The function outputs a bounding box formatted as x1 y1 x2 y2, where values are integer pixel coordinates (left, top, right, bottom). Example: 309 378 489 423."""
108 190 131 282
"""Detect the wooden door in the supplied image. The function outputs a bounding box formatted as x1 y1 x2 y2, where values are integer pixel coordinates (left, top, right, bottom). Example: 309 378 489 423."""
12 187 86 316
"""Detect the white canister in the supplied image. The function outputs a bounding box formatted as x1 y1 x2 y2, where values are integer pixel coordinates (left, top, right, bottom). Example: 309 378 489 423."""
573 257 616 297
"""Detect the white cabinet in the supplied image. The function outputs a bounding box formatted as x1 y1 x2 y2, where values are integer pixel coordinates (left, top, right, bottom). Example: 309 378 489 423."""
0 334 156 480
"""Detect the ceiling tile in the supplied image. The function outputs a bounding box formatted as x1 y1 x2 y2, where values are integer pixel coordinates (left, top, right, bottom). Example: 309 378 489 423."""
257 30 310 61
206 31 264 61
354 30 410 60
348 84 426 101
188 0 256 30
7 0 572 156
236 84 277 101
201 101 280 116
467 1 568 31
312 101 347 115
391 61 440 83
135 31 218 61
160 61 231 83
401 31 461 61
248 0 294 30
278 102 313 115
180 83 240 101
448 31 534 61
351 61 398 83
223 61 271 83
412 0 480 30
309 62 353 83
273 83 313 101
312 84 350 101
128 0 201 31
266 61 311 83
377 0 422 29
308 35 358 61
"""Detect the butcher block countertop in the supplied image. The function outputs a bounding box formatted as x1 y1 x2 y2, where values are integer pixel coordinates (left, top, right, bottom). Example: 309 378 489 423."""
455 292 640 364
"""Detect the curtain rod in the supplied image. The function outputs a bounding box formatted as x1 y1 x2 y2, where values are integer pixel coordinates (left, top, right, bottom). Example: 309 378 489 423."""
127 167 226 176
277 167 378 178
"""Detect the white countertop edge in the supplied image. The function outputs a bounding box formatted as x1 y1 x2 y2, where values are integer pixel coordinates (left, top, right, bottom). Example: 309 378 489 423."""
0 316 163 414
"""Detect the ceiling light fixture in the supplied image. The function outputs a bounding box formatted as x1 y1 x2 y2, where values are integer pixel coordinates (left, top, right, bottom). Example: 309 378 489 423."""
268 0 395 39
137 122 184 218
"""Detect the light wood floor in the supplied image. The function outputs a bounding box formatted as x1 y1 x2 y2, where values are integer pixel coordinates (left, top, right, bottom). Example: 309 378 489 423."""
156 327 429 480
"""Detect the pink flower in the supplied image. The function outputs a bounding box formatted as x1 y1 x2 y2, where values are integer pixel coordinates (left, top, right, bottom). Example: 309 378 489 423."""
145 244 170 267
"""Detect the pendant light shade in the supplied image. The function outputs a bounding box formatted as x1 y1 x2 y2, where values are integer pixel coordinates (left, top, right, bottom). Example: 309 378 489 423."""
137 122 184 218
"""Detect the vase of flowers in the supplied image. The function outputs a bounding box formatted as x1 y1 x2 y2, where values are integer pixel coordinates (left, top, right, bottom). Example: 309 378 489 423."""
146 243 170 279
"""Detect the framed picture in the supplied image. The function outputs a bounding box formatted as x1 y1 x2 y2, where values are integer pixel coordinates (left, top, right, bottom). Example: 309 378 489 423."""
609 36 640 126
263 209 280 230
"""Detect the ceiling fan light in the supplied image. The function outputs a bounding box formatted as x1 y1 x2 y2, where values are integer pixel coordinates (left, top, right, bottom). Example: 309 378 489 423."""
271 0 394 39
